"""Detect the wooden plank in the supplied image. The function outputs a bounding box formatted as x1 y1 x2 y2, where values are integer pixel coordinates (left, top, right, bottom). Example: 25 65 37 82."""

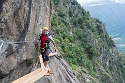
11 68 50 83
11 68 41 83
49 52 57 56
23 69 49 83
11 52 56 83
11 55 49 83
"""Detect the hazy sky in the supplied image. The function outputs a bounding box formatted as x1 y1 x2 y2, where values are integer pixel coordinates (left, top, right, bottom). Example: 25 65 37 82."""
76 0 101 5
76 0 125 6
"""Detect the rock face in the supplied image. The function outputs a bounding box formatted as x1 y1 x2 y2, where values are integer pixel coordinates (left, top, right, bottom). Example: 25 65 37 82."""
0 0 80 83
35 57 80 83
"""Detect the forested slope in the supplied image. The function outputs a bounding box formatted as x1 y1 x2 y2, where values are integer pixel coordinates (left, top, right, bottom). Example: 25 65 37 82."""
50 0 125 83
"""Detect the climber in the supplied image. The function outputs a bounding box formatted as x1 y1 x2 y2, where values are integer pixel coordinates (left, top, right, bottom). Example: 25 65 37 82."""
38 27 57 70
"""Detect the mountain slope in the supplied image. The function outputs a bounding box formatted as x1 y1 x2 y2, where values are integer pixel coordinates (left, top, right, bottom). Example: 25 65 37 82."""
50 0 125 83
84 2 125 54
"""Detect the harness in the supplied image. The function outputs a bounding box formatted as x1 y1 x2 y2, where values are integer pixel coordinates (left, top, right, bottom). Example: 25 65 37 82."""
39 34 50 52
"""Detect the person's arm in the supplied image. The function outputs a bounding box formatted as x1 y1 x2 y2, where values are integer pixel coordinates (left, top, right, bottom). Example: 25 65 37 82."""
51 40 57 52
34 35 41 44
48 35 57 52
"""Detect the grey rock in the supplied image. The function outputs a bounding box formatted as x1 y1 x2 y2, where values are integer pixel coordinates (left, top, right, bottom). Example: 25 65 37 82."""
0 0 80 83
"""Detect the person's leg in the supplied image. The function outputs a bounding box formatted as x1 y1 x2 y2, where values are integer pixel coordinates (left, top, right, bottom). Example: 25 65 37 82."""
44 55 49 68
44 61 48 68
44 48 50 69
41 52 46 70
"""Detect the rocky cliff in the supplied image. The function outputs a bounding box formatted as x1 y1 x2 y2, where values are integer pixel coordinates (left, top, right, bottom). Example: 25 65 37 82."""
0 0 79 83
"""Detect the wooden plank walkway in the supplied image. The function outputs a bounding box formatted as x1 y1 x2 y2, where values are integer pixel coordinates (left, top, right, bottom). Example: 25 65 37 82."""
11 52 57 83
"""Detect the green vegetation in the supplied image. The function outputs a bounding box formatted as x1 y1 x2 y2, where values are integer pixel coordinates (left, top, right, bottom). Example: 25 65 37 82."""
50 0 125 83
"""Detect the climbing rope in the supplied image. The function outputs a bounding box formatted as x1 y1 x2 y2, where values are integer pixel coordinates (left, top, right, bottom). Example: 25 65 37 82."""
0 40 35 50
4 41 34 44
